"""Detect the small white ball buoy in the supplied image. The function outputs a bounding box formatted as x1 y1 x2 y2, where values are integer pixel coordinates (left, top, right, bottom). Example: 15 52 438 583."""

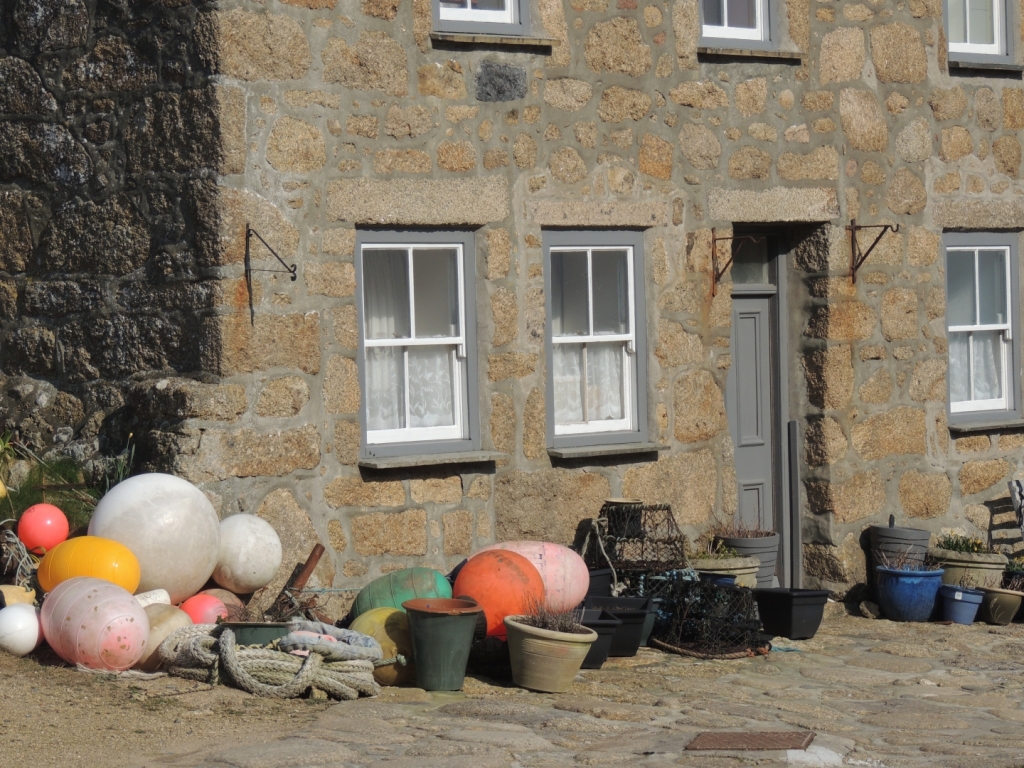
0 604 43 657
213 514 283 594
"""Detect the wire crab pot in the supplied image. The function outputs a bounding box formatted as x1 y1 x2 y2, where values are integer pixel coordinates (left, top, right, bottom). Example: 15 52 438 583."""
651 579 767 659
576 499 690 572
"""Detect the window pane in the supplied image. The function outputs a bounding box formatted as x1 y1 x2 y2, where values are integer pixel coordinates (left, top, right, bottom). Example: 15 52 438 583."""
552 250 589 336
363 249 410 340
553 344 584 424
732 239 769 284
703 0 724 25
949 332 971 403
413 248 459 338
947 250 977 326
366 347 405 430
472 0 506 10
587 343 624 421
592 250 629 335
978 249 1007 325
726 0 756 28
973 331 1003 400
968 0 995 44
439 0 469 8
949 0 967 42
407 346 455 428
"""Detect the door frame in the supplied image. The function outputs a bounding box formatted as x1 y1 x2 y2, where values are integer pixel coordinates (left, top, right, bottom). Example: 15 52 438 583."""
724 233 798 587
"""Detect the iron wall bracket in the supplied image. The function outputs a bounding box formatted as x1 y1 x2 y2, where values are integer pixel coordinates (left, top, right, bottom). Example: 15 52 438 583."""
710 227 767 298
846 218 899 283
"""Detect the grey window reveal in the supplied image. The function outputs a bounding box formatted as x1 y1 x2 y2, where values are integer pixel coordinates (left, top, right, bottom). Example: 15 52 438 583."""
543 230 649 450
943 232 1021 427
356 230 480 459
434 0 530 37
944 0 1015 66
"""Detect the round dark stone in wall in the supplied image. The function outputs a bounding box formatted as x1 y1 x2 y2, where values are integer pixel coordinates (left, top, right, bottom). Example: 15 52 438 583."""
476 60 527 103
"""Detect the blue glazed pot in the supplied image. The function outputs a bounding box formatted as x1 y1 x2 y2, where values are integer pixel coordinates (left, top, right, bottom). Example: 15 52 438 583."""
875 566 945 622
938 584 983 625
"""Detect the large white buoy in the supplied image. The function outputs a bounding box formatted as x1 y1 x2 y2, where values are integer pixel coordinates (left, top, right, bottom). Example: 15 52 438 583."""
0 604 43 657
213 514 283 594
89 473 220 603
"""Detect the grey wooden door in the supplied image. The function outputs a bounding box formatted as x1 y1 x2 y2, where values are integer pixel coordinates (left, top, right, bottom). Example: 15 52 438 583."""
726 292 777 531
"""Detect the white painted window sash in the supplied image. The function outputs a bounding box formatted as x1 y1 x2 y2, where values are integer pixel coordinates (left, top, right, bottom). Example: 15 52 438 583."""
439 0 515 25
948 0 1004 55
362 243 468 445
702 0 766 41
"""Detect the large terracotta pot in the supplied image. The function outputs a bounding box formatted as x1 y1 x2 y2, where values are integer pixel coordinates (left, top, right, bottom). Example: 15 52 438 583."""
504 616 596 693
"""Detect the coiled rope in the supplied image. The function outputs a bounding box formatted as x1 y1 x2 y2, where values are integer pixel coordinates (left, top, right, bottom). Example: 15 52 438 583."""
158 625 381 701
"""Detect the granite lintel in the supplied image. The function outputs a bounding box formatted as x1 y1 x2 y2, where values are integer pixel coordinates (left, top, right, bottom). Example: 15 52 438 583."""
527 200 672 228
708 187 840 223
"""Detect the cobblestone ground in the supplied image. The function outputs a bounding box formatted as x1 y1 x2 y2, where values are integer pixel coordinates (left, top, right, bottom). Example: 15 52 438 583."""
137 607 1024 768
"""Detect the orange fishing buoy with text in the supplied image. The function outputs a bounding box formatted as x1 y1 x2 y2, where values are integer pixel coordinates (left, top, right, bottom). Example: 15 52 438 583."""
452 549 545 638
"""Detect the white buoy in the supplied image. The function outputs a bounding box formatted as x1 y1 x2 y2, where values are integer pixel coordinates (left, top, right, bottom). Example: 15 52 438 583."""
0 604 43 657
89 473 220 604
213 514 283 594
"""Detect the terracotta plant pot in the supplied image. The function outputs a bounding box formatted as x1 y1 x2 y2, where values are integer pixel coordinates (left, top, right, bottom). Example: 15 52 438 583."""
927 547 1008 590
691 556 760 588
503 615 597 693
978 587 1024 626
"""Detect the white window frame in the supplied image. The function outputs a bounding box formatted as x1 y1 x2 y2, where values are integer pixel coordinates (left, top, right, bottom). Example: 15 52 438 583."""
359 241 469 447
550 245 637 437
947 244 1014 414
947 0 1005 56
439 0 515 26
701 0 767 42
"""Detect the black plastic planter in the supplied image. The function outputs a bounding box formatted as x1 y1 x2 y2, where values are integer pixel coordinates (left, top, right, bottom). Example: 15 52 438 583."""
584 596 651 657
753 588 831 640
587 568 613 597
580 609 621 669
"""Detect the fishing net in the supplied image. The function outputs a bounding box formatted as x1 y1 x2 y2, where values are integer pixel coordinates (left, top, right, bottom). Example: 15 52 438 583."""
651 580 767 659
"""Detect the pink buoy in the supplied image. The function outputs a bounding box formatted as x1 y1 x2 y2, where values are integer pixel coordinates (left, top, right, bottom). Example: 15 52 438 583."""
179 594 228 624
17 503 69 555
40 577 149 670
477 541 590 613
200 588 245 614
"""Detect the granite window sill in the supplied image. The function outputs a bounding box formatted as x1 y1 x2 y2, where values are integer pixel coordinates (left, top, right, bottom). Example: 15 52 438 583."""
547 443 669 460
358 451 508 469
948 417 1024 433
430 32 559 47
697 46 803 63
949 58 1024 74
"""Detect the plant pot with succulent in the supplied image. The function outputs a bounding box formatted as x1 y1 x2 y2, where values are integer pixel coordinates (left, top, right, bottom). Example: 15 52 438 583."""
712 525 780 588
927 534 1008 589
875 549 945 622
504 602 597 693
688 536 760 588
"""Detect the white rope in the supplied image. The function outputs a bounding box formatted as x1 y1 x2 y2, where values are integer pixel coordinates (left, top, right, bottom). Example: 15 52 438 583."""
0 520 36 588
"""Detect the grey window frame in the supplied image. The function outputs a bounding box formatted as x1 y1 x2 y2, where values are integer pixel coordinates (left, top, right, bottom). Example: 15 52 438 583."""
943 231 1022 428
543 229 650 451
432 0 530 37
355 229 481 460
942 0 1015 67
698 0 779 52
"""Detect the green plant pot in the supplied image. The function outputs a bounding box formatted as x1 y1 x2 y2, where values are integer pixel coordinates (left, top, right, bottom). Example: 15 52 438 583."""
221 622 290 646
403 598 482 691
978 587 1024 626
927 547 1008 590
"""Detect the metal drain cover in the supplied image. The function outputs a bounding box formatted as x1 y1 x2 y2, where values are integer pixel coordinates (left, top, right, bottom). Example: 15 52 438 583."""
686 731 816 751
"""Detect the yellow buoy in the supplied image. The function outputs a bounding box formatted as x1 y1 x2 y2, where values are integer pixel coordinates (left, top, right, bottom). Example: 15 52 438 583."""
37 536 141 594
350 607 416 686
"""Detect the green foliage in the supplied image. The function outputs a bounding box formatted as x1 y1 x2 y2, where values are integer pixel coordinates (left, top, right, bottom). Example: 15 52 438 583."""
5 458 100 532
1007 557 1024 573
688 535 739 559
935 533 991 554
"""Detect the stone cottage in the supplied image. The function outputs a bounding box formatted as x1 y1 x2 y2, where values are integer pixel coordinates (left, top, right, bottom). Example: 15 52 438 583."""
3 0 1024 608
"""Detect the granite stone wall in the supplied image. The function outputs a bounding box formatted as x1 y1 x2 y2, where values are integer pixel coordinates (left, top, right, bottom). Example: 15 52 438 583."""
5 0 1024 606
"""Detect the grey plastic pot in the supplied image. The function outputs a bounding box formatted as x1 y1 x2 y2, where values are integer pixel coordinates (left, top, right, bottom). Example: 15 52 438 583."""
715 534 780 587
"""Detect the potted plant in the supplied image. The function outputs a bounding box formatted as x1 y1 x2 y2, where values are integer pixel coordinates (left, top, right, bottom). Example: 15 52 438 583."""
937 574 984 625
504 603 597 693
875 549 945 622
868 519 930 594
978 573 1024 626
688 536 759 588
713 524 780 588
752 588 831 640
927 534 1008 589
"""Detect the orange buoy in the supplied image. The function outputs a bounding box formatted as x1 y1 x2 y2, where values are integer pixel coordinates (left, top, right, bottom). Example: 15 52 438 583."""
179 594 228 624
37 536 141 594
453 550 545 639
478 541 589 613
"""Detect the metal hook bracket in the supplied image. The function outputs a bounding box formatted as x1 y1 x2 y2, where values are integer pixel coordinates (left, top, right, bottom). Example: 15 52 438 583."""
846 218 899 283
245 224 298 282
710 228 767 298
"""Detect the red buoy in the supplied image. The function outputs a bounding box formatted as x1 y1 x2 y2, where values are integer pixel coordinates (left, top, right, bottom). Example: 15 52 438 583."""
453 550 545 638
17 503 69 555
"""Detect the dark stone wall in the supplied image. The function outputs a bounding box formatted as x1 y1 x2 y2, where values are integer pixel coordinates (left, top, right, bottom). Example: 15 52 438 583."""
0 0 221 458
